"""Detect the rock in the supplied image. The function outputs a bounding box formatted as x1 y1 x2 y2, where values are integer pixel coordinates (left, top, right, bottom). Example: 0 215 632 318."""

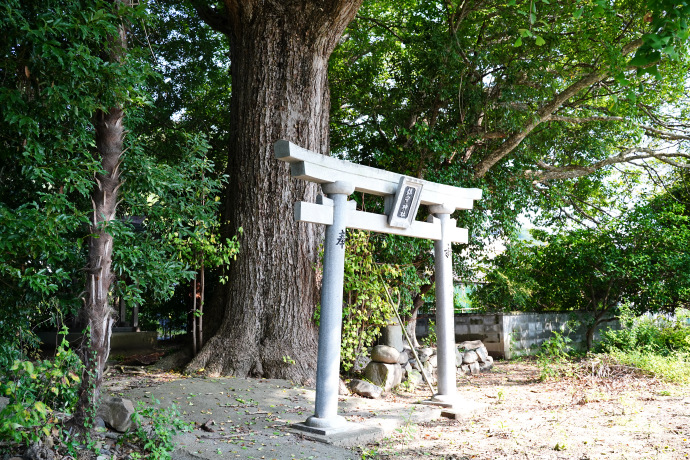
428 354 438 368
422 360 436 382
455 349 464 367
98 396 135 433
364 362 403 392
463 350 479 364
381 324 405 352
393 364 404 388
476 346 490 363
459 364 471 375
404 362 412 376
407 369 423 388
25 442 55 460
94 416 106 429
338 379 350 395
397 349 410 365
417 347 433 363
479 355 494 372
469 362 481 375
348 379 383 399
458 340 484 351
352 352 371 372
371 345 400 364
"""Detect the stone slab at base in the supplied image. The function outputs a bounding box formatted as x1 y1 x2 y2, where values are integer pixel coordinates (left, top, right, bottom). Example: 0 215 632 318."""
289 422 384 447
421 399 455 408
421 398 488 416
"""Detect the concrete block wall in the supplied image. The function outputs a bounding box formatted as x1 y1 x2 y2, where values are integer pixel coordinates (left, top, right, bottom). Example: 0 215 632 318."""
416 312 619 359
38 330 158 352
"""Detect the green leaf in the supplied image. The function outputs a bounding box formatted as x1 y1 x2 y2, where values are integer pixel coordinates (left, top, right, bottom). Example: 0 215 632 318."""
535 36 546 46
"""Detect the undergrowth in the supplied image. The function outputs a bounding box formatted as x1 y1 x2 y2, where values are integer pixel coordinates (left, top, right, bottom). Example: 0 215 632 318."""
593 307 690 384
607 350 690 384
123 398 193 460
536 330 575 381
0 327 192 459
534 308 690 384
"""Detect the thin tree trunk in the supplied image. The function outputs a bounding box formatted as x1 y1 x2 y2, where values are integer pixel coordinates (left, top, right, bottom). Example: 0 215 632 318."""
73 0 128 428
187 0 362 382
199 258 205 348
192 273 198 356
405 277 435 348
73 105 124 427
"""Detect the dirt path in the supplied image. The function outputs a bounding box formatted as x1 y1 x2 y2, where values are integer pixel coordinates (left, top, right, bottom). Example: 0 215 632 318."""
100 357 690 459
368 360 690 459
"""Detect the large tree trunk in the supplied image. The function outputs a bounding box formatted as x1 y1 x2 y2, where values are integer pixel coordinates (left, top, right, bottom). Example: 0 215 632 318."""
187 1 362 382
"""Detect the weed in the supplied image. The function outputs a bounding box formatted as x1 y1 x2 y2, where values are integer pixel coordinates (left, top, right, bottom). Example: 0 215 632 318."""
121 398 193 460
609 350 690 384
536 331 573 381
0 327 83 446
554 441 568 451
420 321 437 347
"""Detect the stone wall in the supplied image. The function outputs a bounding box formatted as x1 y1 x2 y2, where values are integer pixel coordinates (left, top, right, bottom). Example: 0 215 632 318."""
416 312 619 359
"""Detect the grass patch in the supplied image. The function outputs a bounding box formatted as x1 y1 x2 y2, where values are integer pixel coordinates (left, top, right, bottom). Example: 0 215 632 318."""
608 350 690 385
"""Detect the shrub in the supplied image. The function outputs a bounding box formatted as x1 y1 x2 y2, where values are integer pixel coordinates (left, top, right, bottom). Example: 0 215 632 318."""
608 350 690 384
0 327 83 445
338 230 401 372
123 398 192 460
536 330 573 381
596 307 690 356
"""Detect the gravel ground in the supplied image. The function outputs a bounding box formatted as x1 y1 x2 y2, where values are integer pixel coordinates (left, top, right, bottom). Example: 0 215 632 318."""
366 359 690 460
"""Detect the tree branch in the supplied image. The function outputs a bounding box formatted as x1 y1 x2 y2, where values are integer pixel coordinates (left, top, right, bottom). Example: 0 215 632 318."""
473 39 644 178
545 115 690 141
546 115 625 123
189 0 234 37
525 147 690 181
356 15 405 42
641 125 690 141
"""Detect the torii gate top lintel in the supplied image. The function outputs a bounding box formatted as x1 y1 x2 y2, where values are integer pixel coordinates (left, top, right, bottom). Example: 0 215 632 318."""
275 140 482 211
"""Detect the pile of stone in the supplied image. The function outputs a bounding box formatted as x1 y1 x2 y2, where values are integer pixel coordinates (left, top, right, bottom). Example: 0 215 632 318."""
456 340 494 375
347 338 494 399
348 344 408 399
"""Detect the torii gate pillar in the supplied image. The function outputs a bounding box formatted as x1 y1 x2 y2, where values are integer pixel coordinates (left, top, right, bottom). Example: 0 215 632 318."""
305 181 354 431
430 204 457 403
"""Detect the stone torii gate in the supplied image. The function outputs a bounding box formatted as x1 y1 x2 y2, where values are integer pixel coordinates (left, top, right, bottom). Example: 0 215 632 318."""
275 140 482 436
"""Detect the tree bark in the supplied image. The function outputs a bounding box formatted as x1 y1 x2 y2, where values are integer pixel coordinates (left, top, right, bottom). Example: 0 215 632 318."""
199 259 205 348
74 106 124 427
187 0 362 382
405 277 435 348
192 273 198 355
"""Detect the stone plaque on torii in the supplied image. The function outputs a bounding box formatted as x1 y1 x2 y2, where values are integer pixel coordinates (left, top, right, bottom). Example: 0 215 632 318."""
275 140 482 436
